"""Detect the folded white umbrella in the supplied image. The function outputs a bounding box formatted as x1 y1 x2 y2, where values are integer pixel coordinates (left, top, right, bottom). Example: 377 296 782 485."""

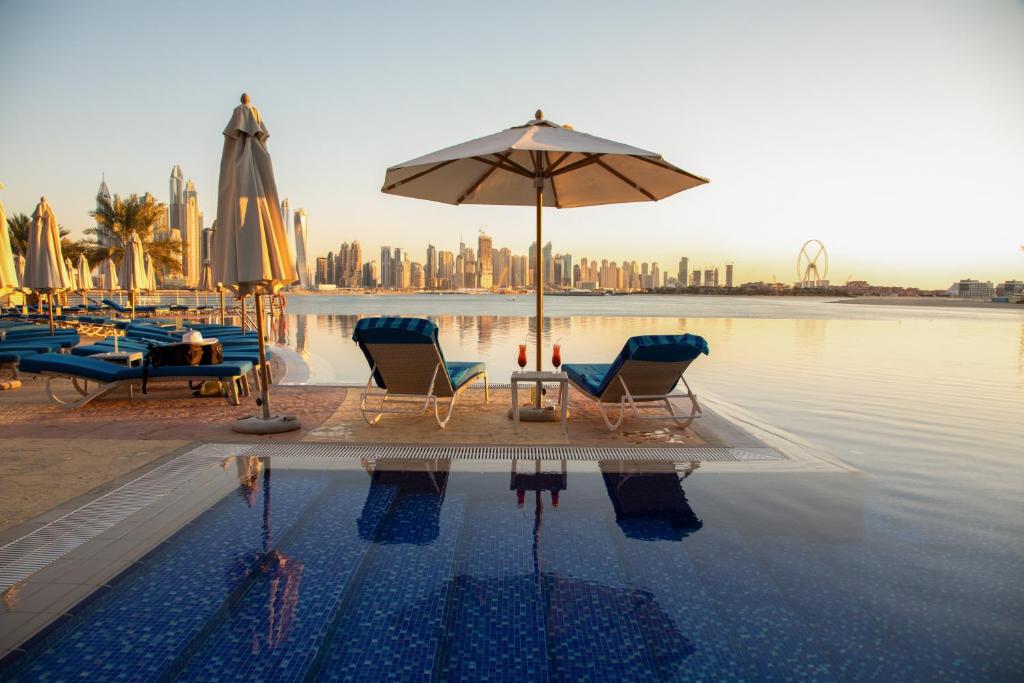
143 251 157 291
25 197 72 333
93 257 119 292
382 110 708 414
0 189 20 295
76 254 94 307
65 258 79 292
214 94 299 434
15 254 25 288
117 232 148 318
198 261 214 292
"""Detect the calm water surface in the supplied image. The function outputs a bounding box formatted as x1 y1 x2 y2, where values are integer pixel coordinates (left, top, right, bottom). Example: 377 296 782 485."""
271 294 1024 671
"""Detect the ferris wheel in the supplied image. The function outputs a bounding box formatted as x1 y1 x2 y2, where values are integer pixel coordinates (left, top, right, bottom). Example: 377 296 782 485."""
797 240 828 286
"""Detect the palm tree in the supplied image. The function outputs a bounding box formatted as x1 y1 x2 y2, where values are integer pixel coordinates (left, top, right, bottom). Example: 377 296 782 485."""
87 192 181 276
6 212 70 256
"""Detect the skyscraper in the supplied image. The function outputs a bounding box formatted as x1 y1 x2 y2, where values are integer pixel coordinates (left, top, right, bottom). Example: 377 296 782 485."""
280 197 292 254
380 246 392 288
169 165 184 234
726 263 734 288
294 209 311 288
560 253 572 287
543 242 554 285
183 179 202 286
477 232 493 289
94 175 115 247
678 257 689 287
426 244 437 289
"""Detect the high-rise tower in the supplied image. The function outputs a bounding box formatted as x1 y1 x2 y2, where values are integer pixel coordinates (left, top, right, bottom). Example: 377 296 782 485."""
294 209 310 288
477 232 493 289
169 165 185 231
183 179 201 286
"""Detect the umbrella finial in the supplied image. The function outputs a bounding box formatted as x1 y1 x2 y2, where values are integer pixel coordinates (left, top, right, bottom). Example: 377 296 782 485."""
241 92 251 105
534 109 544 120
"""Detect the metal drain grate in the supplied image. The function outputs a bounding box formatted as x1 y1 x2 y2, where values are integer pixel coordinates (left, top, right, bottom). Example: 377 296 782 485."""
0 441 781 591
239 442 782 463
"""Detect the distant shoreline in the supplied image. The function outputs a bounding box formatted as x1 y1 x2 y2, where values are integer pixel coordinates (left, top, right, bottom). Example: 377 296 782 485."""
833 297 1024 310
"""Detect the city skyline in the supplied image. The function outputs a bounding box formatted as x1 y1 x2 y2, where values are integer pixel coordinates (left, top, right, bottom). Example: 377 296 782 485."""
2 2 1023 288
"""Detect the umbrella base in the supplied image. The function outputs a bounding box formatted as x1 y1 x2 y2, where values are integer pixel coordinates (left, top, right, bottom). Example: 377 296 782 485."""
512 405 566 422
232 414 302 434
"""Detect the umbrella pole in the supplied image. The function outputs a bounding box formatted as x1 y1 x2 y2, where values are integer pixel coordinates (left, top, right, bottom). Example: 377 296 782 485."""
241 295 247 332
534 183 544 408
47 293 55 335
255 293 272 420
220 288 225 325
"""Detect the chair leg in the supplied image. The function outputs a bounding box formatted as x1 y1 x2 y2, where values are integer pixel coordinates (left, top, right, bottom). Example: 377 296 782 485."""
434 394 457 429
596 397 628 431
483 373 489 403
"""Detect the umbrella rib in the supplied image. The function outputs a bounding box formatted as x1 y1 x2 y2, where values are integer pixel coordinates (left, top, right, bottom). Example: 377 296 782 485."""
629 155 710 184
544 152 572 175
545 151 561 208
495 154 534 177
469 156 533 179
549 153 604 177
595 159 657 201
382 159 459 191
457 151 512 204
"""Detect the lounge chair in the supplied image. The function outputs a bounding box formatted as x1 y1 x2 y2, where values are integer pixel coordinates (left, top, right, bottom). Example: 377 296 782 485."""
18 352 253 408
352 317 488 429
563 334 709 431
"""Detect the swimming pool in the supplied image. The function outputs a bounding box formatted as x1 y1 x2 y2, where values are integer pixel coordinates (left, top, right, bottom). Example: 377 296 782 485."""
1 449 1018 681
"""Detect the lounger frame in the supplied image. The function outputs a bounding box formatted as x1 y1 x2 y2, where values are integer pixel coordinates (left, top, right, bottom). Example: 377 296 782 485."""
358 343 488 429
568 359 702 431
27 369 251 409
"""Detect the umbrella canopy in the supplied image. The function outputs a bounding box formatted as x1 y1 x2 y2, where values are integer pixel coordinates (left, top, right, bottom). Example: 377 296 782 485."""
215 94 299 434
382 111 708 410
64 258 79 291
212 96 297 297
24 198 71 292
0 190 20 295
382 111 707 208
76 254 94 291
93 257 119 291
117 233 149 293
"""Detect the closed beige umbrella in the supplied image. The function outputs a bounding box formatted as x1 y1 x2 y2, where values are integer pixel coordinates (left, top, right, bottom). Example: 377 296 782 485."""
77 254 94 308
15 254 26 289
117 232 148 318
0 185 20 296
213 94 299 434
143 252 157 292
65 258 79 292
24 197 72 334
382 110 708 418
93 257 119 292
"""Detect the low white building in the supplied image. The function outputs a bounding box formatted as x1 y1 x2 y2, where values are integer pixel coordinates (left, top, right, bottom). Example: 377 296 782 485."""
950 279 994 299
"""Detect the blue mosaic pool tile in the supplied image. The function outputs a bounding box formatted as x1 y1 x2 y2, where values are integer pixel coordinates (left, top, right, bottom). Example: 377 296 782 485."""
440 505 549 682
609 522 752 681
10 472 330 682
539 509 659 681
174 483 396 682
683 528 835 680
313 493 465 681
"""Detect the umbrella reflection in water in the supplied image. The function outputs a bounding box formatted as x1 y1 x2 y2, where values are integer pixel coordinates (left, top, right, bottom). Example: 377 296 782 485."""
223 454 304 652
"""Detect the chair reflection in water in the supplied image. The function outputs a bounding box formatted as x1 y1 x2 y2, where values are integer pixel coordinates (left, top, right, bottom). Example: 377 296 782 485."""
358 458 451 544
600 460 703 541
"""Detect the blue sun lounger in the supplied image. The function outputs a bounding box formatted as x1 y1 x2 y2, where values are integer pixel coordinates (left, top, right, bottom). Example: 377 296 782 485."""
352 317 488 429
18 352 254 409
563 334 709 431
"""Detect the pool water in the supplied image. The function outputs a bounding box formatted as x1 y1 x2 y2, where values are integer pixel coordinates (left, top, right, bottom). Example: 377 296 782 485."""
2 455 1019 681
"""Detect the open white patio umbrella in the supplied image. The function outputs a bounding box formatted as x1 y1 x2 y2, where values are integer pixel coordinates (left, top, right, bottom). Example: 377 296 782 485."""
0 184 21 296
117 232 148 318
77 254 94 307
24 198 72 334
213 94 299 434
382 110 708 417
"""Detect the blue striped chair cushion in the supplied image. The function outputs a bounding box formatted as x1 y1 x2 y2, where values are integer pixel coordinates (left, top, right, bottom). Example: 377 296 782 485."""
565 334 709 397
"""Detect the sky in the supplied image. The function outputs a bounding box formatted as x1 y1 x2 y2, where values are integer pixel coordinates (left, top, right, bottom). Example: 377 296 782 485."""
1 0 1022 288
